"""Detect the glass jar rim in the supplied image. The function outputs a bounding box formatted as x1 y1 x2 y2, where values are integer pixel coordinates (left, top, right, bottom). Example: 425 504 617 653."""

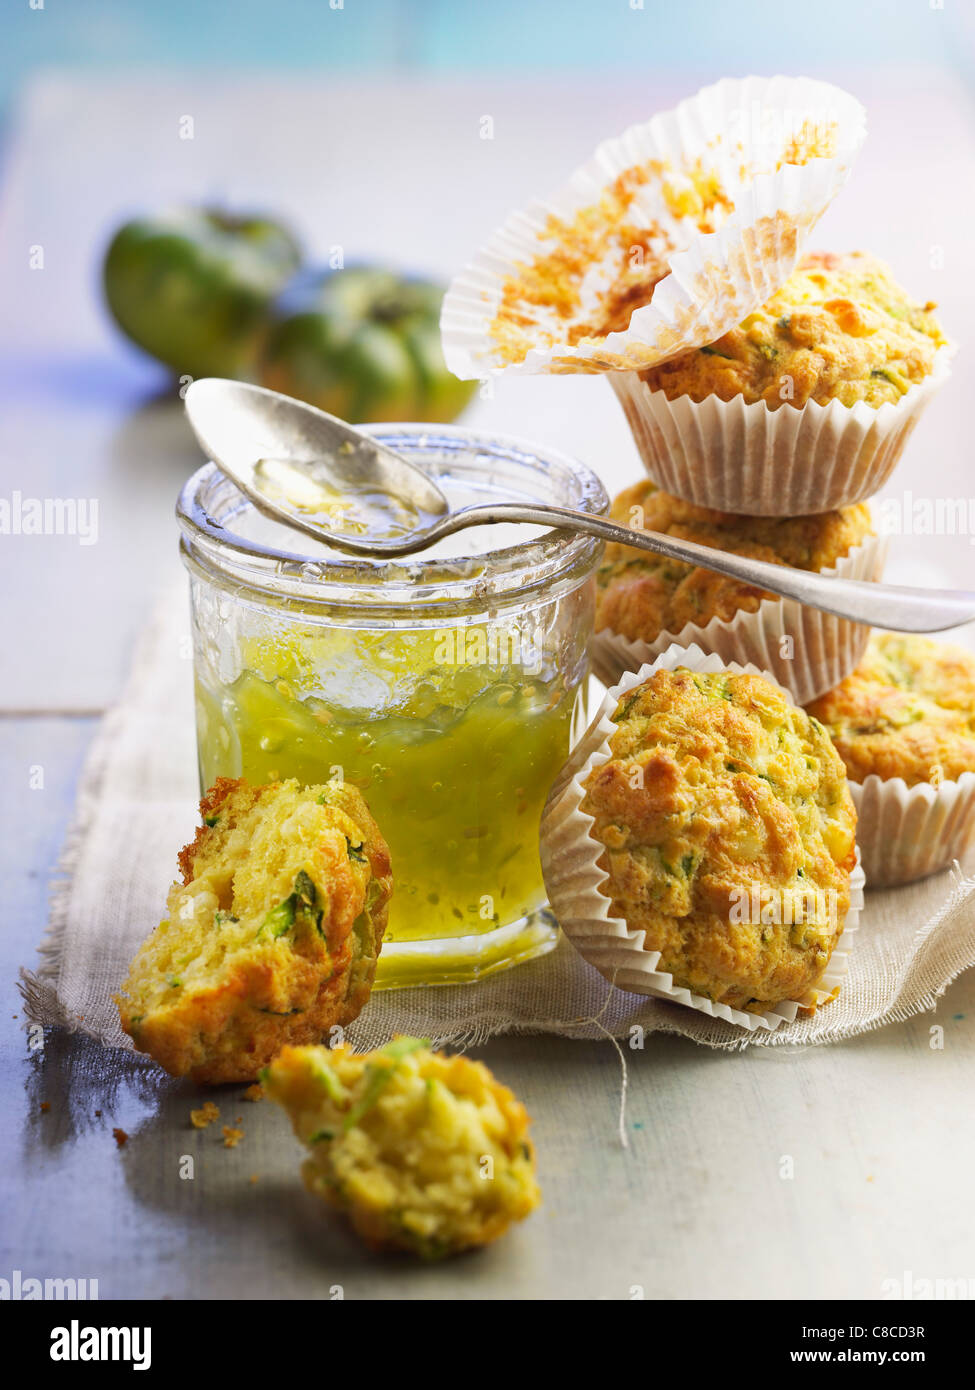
177 422 608 615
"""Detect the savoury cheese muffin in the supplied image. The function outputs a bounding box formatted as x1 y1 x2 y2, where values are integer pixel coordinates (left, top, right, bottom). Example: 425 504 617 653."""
263 1038 540 1259
596 478 872 642
116 777 392 1084
580 668 857 1010
807 634 975 786
639 251 945 411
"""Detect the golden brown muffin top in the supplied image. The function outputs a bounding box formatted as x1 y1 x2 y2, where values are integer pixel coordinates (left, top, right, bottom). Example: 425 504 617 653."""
807 634 975 786
639 251 945 410
581 668 857 1010
596 479 873 642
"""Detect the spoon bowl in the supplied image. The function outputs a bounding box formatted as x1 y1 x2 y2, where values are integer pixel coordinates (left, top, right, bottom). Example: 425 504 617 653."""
183 378 449 545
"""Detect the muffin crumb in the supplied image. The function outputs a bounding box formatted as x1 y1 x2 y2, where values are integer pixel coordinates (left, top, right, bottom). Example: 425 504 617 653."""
190 1101 220 1129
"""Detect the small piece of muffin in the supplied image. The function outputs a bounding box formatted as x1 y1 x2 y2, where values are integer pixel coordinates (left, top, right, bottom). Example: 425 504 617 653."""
581 668 857 1010
263 1038 540 1259
639 251 945 411
116 777 392 1084
596 478 872 642
807 634 975 786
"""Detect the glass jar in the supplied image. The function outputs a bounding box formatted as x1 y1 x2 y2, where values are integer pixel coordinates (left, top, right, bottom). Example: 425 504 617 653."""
177 424 606 987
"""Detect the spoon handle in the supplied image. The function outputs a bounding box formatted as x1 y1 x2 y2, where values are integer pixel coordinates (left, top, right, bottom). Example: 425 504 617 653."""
427 503 975 635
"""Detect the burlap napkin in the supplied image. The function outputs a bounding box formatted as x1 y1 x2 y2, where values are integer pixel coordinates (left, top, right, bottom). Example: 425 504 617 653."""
20 584 975 1054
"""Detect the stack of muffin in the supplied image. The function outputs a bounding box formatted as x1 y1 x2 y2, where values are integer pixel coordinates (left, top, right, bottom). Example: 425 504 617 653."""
591 249 973 893
539 251 972 1025
444 79 974 1026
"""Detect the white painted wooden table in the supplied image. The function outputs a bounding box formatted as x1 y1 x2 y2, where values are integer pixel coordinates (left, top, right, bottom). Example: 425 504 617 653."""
3 66 975 1300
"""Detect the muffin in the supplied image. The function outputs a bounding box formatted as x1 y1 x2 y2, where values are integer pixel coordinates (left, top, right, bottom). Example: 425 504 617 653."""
263 1038 540 1259
541 650 863 1025
807 634 975 884
116 777 392 1083
641 252 945 411
610 251 952 515
593 479 879 701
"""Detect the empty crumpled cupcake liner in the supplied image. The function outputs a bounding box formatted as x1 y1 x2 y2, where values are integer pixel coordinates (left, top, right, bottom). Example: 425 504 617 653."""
443 74 866 379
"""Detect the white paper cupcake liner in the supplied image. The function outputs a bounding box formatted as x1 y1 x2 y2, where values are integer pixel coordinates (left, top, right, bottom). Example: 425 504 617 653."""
590 534 888 704
540 645 865 1032
850 771 975 888
610 346 953 516
442 75 866 379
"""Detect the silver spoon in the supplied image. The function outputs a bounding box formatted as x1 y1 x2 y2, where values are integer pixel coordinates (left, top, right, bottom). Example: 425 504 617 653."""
184 379 975 634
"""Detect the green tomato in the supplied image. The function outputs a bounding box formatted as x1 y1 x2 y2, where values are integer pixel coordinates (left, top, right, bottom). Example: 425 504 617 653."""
401 317 482 424
260 311 418 423
259 266 477 425
103 207 301 380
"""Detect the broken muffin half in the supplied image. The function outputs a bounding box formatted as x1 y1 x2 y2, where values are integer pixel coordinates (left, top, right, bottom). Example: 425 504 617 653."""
116 777 392 1083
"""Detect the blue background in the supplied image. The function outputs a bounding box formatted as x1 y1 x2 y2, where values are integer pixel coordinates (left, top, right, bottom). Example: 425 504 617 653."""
4 0 974 116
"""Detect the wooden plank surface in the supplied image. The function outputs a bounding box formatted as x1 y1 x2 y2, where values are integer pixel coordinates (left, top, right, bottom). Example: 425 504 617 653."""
4 66 975 1299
